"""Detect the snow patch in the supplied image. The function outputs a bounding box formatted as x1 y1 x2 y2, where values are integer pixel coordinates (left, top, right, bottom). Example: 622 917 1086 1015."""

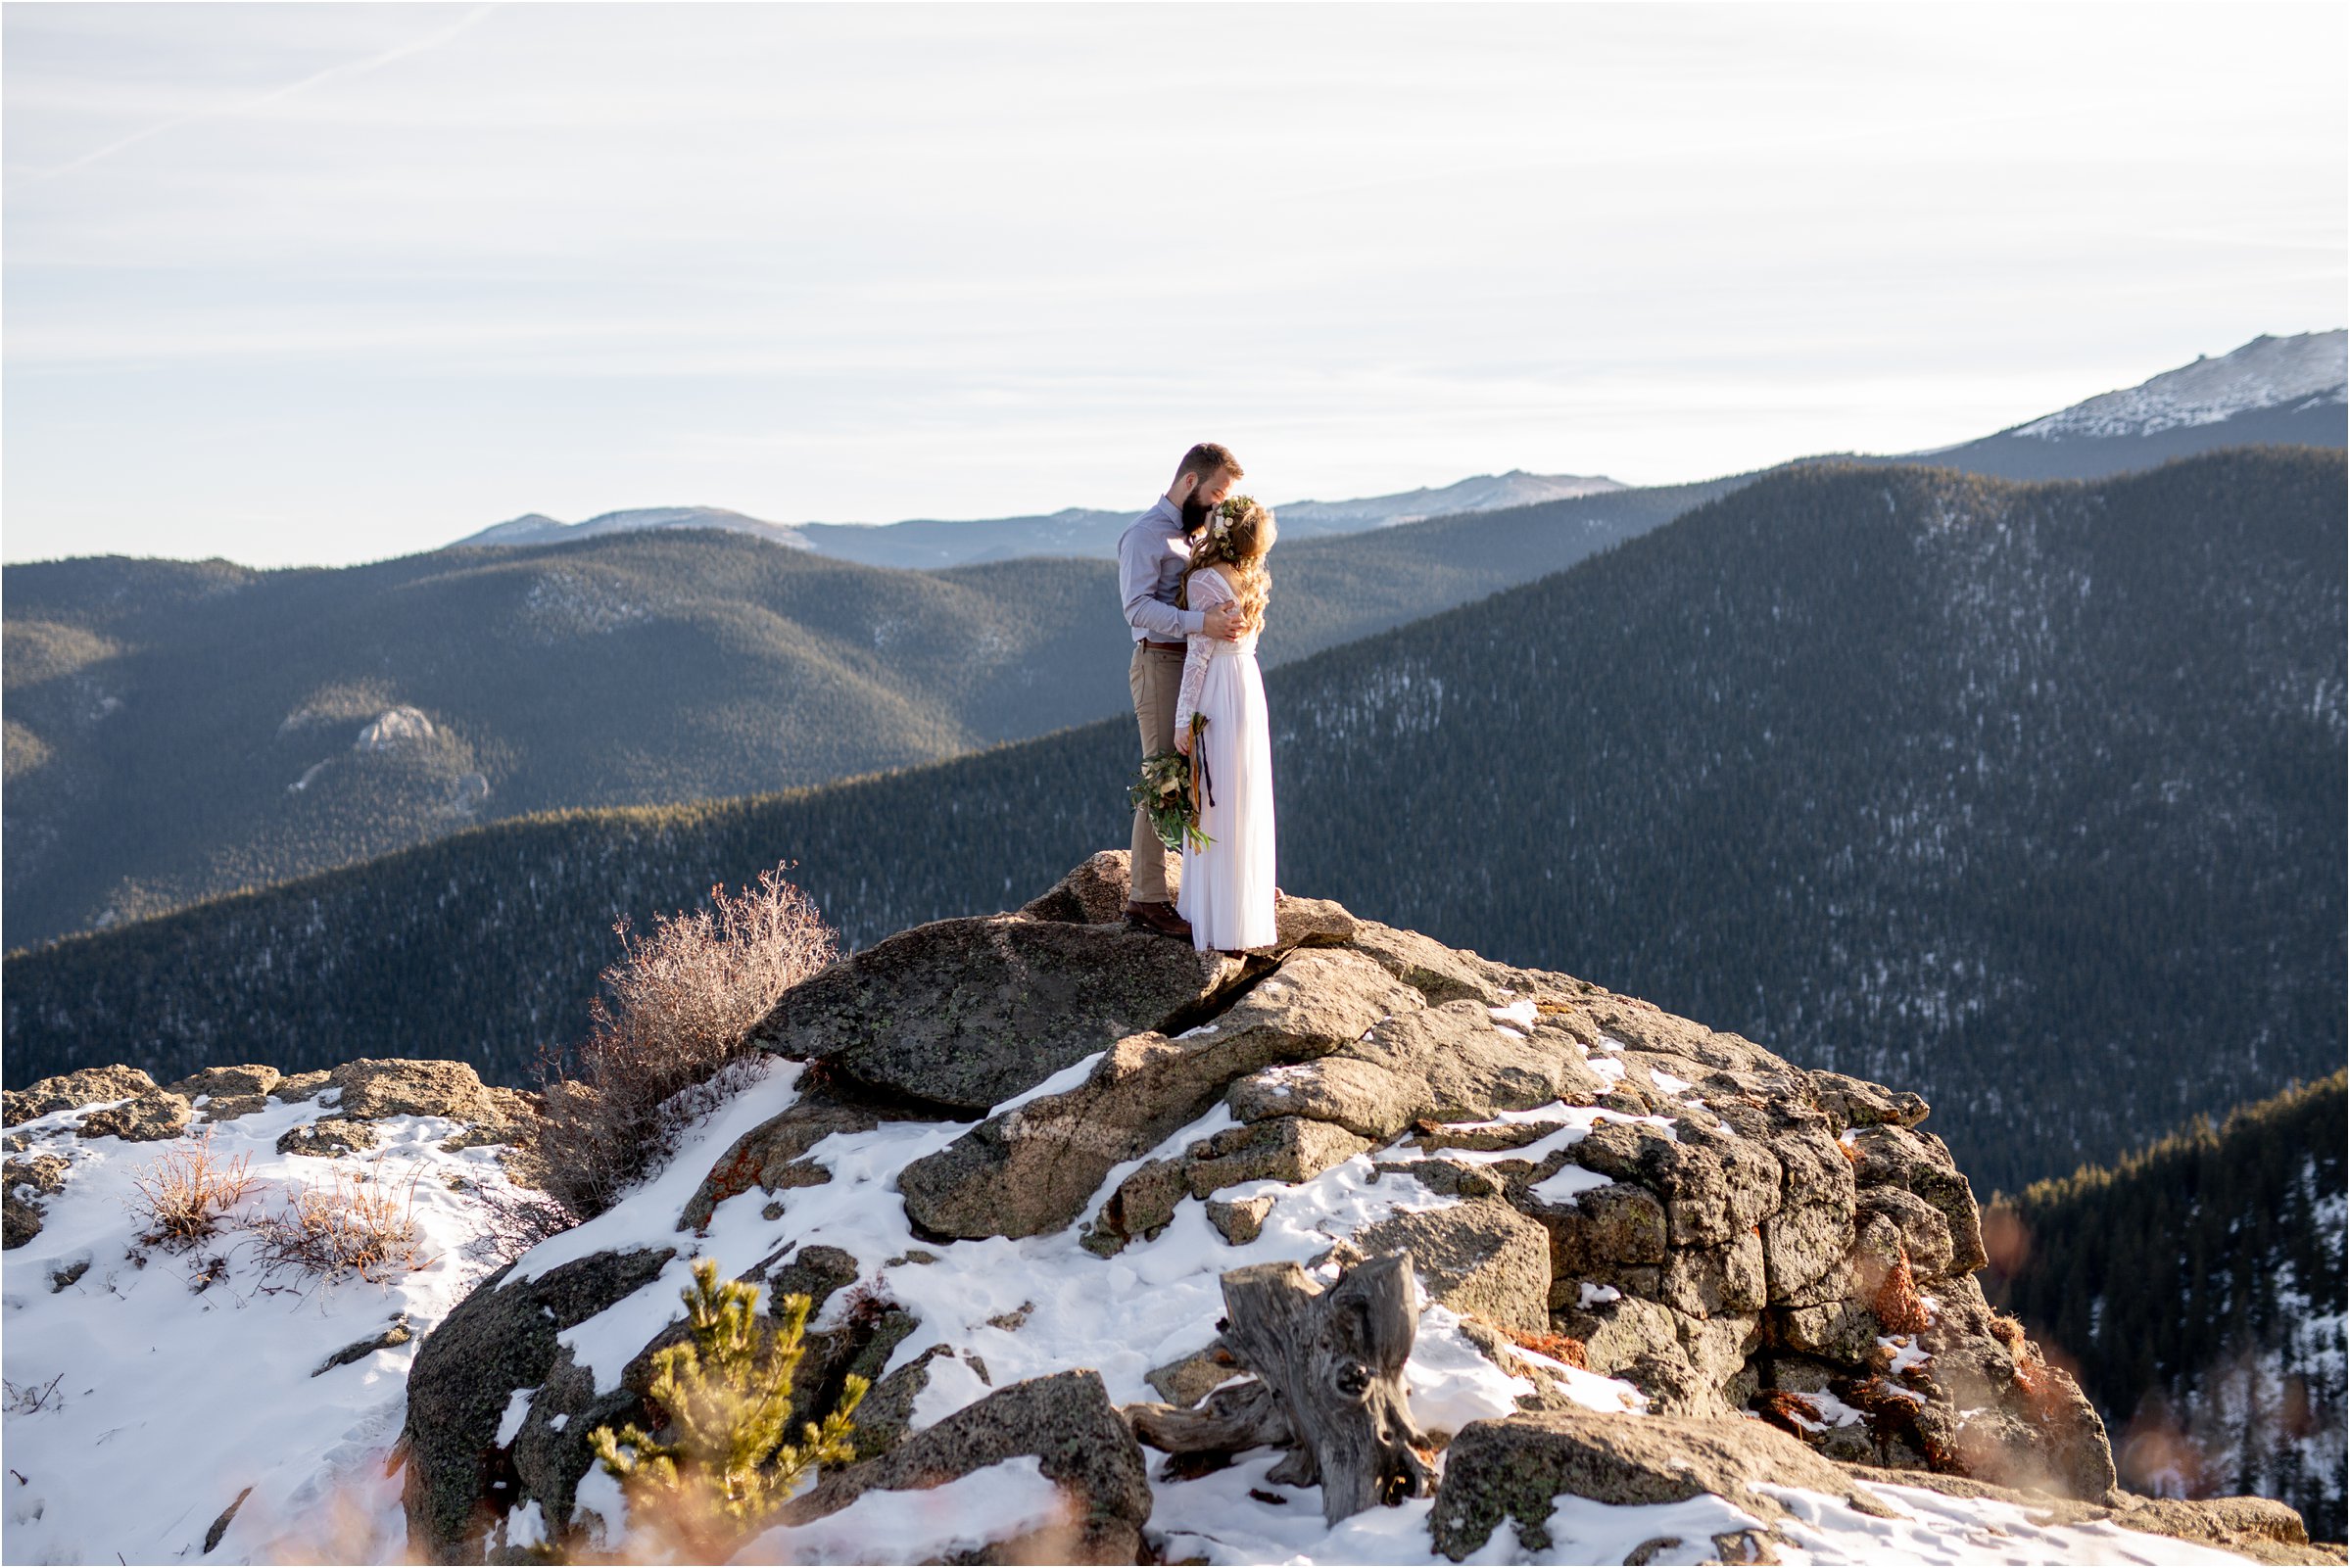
731 1452 1067 1564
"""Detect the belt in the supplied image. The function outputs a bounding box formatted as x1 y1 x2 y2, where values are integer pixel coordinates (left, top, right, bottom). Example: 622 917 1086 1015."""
1139 639 1186 652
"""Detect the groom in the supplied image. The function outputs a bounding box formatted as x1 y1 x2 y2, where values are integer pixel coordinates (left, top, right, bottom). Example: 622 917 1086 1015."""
1119 442 1248 938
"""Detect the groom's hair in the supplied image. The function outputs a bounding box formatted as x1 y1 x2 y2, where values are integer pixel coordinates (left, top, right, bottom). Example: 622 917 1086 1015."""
1175 442 1243 485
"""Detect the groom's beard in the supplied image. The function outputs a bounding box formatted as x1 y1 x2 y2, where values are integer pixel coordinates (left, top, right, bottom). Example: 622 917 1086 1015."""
1179 492 1212 537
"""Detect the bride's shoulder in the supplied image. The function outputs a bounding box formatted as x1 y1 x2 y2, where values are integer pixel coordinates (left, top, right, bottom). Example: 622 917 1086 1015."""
1195 564 1234 595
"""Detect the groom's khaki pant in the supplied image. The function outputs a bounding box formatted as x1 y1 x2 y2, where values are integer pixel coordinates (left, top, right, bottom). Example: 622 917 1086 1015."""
1128 641 1186 903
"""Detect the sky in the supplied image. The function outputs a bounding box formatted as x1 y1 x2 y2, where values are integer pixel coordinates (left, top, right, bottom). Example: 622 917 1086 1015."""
3 1 2344 569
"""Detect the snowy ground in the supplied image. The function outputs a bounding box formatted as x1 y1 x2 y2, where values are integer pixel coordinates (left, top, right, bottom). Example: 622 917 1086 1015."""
2 1091 525 1564
0 1062 2287 1566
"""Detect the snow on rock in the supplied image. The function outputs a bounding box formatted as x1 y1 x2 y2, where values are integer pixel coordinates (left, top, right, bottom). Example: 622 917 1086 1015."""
351 705 435 752
731 1452 1067 1564
1756 1479 2276 1567
398 881 2174 1560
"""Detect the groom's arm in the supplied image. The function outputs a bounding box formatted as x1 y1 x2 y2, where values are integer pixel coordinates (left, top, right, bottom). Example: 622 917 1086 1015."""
1119 527 1204 641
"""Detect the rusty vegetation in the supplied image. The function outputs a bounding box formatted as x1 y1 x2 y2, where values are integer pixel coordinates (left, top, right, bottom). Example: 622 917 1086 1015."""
120 1135 434 1287
535 862 841 1218
123 1129 258 1249
247 1165 435 1286
1503 1326 1591 1371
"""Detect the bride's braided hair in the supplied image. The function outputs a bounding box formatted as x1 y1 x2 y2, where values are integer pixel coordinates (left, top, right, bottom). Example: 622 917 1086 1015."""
1178 496 1273 630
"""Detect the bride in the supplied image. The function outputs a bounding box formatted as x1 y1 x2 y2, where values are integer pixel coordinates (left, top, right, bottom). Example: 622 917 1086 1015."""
1172 497 1278 955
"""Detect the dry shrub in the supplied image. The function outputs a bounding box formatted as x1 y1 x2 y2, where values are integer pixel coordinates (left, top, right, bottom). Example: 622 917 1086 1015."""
124 1128 258 1249
251 1164 435 1285
537 863 839 1217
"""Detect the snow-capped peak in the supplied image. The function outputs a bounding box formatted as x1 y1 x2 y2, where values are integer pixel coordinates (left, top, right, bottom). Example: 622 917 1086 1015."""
2009 330 2347 442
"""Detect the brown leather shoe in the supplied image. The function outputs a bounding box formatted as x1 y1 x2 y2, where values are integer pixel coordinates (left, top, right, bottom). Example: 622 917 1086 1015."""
1124 899 1193 940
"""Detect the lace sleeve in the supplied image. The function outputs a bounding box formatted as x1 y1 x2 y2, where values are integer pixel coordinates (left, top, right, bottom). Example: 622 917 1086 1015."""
1172 570 1230 737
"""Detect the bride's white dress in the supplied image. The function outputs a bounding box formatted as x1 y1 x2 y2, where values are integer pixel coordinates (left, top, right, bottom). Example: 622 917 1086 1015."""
1172 567 1276 952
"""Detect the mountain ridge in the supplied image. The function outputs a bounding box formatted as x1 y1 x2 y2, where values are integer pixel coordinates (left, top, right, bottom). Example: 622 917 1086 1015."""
452 469 1630 567
453 331 2347 567
8 446 2337 1206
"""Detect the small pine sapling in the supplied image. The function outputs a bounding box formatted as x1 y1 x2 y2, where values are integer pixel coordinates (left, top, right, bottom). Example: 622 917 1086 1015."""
589 1257 866 1557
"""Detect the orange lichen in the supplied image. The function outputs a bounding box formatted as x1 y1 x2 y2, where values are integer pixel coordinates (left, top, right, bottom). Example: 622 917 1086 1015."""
1507 1328 1589 1370
2011 1344 2073 1427
1751 1389 1825 1442
1841 1376 1962 1473
1871 1248 1933 1335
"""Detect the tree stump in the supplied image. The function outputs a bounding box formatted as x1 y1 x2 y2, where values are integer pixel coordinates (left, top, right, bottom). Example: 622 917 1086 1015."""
1127 1251 1434 1523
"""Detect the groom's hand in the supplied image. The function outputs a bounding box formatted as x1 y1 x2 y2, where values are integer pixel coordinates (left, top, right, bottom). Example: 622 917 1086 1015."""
1203 603 1243 640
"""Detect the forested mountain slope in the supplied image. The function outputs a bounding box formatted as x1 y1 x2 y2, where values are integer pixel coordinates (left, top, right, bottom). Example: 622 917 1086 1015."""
7 448 2338 1202
1984 1072 2346 1541
1263 446 2344 1194
1 472 1745 947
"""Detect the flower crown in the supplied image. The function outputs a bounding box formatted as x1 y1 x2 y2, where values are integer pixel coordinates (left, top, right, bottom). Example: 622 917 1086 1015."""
1207 495 1258 559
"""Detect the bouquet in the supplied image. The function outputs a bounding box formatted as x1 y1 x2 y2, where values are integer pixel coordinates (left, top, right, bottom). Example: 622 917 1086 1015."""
1128 727 1214 854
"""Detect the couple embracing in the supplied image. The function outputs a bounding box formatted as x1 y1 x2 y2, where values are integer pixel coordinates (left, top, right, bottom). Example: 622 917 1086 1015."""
1119 442 1279 956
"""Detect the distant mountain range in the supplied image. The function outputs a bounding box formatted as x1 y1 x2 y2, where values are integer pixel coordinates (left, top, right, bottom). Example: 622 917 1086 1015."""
11 447 2339 1213
454 470 1630 570
458 331 2345 566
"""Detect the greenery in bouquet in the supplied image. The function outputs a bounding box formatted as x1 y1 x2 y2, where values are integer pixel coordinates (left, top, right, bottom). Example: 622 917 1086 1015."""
1129 740 1212 854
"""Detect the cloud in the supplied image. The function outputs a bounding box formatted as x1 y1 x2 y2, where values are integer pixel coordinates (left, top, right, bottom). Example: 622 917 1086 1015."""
19 3 496 184
0 3 2341 566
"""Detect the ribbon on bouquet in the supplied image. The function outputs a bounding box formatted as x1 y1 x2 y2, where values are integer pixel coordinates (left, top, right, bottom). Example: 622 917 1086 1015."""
1189 716 1216 816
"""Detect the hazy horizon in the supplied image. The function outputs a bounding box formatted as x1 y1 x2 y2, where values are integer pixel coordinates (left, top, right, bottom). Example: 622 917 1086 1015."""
5 2 2344 569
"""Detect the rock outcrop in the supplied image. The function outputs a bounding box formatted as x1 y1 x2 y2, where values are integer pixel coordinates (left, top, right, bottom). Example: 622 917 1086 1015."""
4 1065 158 1128
1430 1404 1895 1559
1 1056 545 1249
898 948 1421 1240
767 1369 1154 1564
403 1247 680 1563
746 916 1245 1115
386 851 2326 1564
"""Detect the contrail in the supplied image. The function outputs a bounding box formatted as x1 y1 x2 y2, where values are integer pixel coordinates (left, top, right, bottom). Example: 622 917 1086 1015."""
20 3 497 184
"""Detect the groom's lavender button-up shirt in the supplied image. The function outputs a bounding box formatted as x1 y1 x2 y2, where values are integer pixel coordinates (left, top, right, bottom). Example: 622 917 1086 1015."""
1118 497 1206 643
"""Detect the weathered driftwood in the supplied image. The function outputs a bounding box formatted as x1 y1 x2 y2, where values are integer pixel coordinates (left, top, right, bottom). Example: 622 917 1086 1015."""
1129 1251 1434 1523
1126 1376 1295 1457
